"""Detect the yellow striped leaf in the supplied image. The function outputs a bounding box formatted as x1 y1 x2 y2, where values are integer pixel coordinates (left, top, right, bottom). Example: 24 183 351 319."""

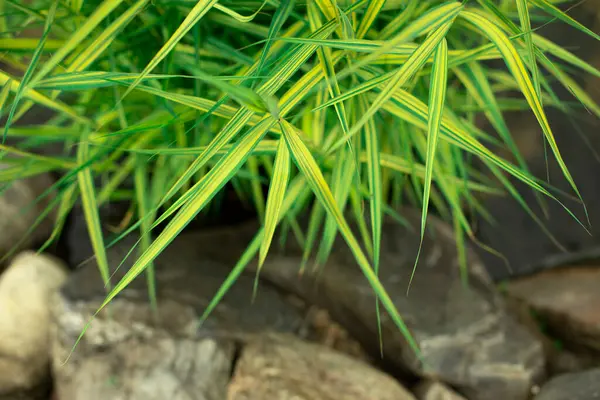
0 38 64 51
76 131 111 290
213 1 268 23
356 0 386 39
516 0 542 100
0 72 87 125
412 38 448 288
0 79 12 121
258 137 291 269
122 0 218 100
134 156 157 311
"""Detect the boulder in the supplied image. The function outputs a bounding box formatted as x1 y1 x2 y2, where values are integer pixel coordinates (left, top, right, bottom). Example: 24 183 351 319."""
535 368 600 400
504 294 598 376
0 170 56 260
228 332 415 400
413 380 467 400
253 208 545 400
51 230 313 400
0 252 68 399
507 266 600 353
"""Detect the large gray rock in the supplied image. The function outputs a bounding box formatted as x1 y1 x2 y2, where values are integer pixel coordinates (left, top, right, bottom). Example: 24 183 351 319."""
50 230 314 400
413 380 467 400
508 266 600 353
0 252 68 399
0 170 56 260
52 298 233 400
253 208 545 400
228 332 415 400
535 368 600 400
504 294 599 377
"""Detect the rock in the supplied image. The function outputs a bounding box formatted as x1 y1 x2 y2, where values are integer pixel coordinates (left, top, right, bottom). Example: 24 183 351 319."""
504 286 599 376
53 319 233 400
302 304 371 362
0 170 56 260
507 266 600 354
227 332 415 400
0 252 68 399
254 208 545 400
51 230 314 400
413 381 467 400
535 368 600 400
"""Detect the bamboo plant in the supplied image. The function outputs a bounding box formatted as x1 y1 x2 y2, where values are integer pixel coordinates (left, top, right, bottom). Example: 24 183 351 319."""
1 0 599 354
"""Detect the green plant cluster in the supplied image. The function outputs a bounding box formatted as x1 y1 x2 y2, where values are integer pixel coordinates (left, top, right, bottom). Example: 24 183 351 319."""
1 0 599 351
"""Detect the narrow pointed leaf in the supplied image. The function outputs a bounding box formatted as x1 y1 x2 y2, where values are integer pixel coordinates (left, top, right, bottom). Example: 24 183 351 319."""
122 0 218 99
77 131 111 290
259 138 291 268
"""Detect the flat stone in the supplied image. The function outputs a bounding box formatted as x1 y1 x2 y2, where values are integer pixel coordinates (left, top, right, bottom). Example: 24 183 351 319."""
507 266 600 353
504 295 598 376
254 208 545 400
51 230 312 400
0 170 56 260
413 381 467 400
228 332 415 400
53 321 233 400
0 252 68 399
536 368 600 400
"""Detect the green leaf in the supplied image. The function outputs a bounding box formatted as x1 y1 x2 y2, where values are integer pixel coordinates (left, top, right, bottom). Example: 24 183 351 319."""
3 0 58 142
411 38 448 290
0 78 13 120
213 1 268 23
356 0 386 39
134 155 157 311
76 130 111 290
254 0 296 89
358 93 384 353
0 71 88 124
533 34 600 79
516 0 542 101
258 137 291 270
0 38 64 52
